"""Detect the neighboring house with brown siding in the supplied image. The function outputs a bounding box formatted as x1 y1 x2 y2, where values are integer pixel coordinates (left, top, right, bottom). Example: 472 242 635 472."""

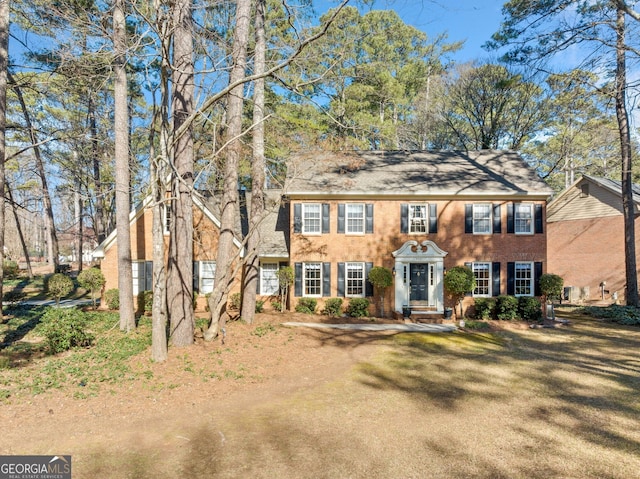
94 149 552 317
285 150 552 316
547 175 640 304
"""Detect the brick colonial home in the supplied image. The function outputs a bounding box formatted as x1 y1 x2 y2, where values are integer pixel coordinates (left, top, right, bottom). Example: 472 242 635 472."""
94 150 552 317
547 175 640 304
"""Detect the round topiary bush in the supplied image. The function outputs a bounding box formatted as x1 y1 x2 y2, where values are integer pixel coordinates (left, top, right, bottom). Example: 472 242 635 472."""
444 266 476 317
77 267 105 309
46 273 75 305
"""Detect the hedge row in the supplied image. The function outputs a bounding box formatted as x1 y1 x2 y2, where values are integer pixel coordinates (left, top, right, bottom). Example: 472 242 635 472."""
474 296 542 322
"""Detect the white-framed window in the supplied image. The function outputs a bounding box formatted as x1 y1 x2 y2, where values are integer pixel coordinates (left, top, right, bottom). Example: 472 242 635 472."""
197 261 216 294
515 262 533 296
302 203 321 234
304 263 322 296
514 203 533 234
346 203 365 234
473 204 492 234
472 262 491 297
346 262 365 297
261 262 279 295
409 204 427 233
132 260 152 295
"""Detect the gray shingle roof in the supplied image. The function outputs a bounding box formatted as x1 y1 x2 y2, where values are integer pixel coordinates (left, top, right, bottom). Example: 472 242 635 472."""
285 150 553 198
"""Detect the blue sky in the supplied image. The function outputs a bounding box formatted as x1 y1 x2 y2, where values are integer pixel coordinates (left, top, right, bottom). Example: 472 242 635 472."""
321 0 507 62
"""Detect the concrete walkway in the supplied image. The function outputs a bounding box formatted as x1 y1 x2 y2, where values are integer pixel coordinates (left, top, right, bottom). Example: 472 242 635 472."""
282 322 457 332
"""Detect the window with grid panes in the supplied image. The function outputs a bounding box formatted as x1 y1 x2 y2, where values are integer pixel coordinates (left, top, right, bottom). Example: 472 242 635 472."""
346 262 365 297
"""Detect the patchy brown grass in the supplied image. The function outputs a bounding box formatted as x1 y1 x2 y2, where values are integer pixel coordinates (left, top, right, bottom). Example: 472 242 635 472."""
1 309 639 478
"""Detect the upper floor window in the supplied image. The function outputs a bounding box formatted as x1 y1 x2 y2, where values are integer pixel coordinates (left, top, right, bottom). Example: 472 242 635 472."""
514 204 533 234
346 203 365 234
346 262 365 297
473 204 492 234
409 204 427 233
472 262 491 297
302 203 322 234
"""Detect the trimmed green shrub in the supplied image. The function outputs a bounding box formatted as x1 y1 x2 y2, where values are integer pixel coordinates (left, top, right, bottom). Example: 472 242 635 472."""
105 289 120 310
271 300 282 312
496 295 518 320
322 298 343 317
518 296 542 322
39 307 95 354
295 297 317 314
137 291 153 313
474 297 496 320
77 267 105 309
255 300 264 313
444 266 476 317
46 273 75 305
539 273 564 302
346 298 370 317
2 260 19 279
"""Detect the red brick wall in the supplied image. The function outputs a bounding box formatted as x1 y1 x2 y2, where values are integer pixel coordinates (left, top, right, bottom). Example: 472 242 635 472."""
289 199 547 313
100 206 234 294
548 214 640 303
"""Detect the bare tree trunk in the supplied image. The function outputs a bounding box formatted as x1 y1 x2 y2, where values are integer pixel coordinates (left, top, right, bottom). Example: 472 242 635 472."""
167 0 195 347
89 93 106 244
74 176 83 272
240 0 266 324
114 0 135 331
0 0 6 313
6 184 33 279
615 6 639 306
150 3 171 363
205 0 252 341
9 73 59 272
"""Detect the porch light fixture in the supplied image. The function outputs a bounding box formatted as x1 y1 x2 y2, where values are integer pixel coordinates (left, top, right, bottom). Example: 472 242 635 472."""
392 267 396 276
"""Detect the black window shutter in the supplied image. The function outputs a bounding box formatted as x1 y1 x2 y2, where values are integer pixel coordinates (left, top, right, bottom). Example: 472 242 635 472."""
255 264 261 293
322 203 330 233
401 204 409 233
534 262 543 296
429 203 438 234
193 262 198 293
534 204 543 234
322 262 331 297
492 262 501 297
465 204 473 233
338 204 345 233
294 204 302 233
366 204 374 234
493 204 501 234
337 263 345 297
294 262 302 297
507 204 514 234
365 262 374 297
464 262 473 296
146 261 153 291
507 262 515 295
